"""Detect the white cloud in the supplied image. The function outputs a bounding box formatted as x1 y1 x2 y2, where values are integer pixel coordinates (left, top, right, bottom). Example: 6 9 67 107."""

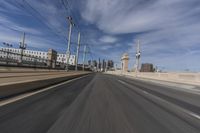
24 0 67 31
99 35 117 43
0 1 23 13
0 13 42 35
80 0 200 71
100 45 112 50
81 0 197 34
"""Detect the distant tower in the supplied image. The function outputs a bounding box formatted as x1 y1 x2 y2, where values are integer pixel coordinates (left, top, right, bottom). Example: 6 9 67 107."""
121 53 129 72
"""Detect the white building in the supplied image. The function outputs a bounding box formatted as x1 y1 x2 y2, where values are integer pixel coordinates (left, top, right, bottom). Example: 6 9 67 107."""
56 54 76 65
0 47 76 65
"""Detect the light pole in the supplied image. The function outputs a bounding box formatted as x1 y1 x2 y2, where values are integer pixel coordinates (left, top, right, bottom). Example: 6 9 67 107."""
19 32 27 64
135 40 141 77
82 45 87 71
66 16 75 71
75 32 81 71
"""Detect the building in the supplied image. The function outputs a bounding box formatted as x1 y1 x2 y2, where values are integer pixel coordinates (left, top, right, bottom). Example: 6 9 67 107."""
140 63 155 72
107 60 114 70
0 47 76 65
47 49 57 68
56 53 76 65
88 60 92 66
92 60 97 67
121 53 129 72
97 58 102 71
102 59 106 72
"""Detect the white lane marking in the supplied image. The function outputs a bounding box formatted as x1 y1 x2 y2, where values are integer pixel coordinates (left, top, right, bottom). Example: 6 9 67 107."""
118 80 127 85
117 79 200 120
0 75 89 107
142 91 148 94
189 112 200 120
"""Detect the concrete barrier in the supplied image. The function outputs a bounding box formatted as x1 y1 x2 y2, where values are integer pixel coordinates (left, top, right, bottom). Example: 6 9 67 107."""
0 66 65 73
0 73 91 99
106 71 200 86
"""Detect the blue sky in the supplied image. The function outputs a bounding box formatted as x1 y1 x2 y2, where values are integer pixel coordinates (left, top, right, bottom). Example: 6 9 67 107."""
0 0 200 72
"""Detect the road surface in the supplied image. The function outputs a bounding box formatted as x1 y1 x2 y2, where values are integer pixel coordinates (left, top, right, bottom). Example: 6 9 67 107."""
0 73 200 133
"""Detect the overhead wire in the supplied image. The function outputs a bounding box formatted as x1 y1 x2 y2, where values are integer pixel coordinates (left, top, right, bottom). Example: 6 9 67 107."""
17 0 94 60
60 0 95 61
19 0 68 43
19 0 81 54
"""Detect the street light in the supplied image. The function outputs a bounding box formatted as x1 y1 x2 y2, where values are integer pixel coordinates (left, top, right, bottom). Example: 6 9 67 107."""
135 40 141 77
66 16 75 71
19 32 27 64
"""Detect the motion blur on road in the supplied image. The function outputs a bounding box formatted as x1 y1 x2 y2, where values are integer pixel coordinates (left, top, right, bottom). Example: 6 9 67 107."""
0 73 199 133
1 0 200 133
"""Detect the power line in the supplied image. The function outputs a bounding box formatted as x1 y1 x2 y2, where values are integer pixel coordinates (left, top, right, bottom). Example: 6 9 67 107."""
17 0 68 43
60 0 92 50
60 0 95 62
20 0 82 52
60 0 81 31
23 0 93 61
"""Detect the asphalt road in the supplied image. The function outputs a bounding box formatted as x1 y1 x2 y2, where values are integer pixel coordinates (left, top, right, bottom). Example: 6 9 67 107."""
0 73 200 133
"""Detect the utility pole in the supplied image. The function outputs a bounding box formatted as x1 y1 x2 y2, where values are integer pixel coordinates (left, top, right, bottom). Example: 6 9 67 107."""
82 45 87 71
66 16 75 71
75 32 81 71
135 40 141 77
19 32 27 64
